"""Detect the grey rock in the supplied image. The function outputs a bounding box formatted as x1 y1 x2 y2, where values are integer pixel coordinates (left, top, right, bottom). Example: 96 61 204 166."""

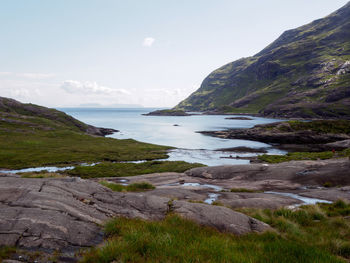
199 122 350 144
185 158 350 188
172 201 270 235
325 139 350 150
0 177 269 251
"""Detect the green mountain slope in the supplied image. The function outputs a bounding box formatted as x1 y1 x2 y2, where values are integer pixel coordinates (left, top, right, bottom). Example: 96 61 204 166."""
176 2 350 118
0 96 169 168
0 96 116 136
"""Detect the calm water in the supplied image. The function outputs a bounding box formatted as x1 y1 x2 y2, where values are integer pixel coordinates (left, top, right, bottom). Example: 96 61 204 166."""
60 108 285 165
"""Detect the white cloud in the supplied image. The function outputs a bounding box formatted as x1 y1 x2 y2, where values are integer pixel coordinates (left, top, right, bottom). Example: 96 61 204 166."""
60 80 130 95
142 37 155 47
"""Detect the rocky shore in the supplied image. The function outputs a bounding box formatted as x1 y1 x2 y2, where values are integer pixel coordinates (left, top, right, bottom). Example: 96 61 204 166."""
1 157 349 260
86 126 119 136
199 121 350 152
224 117 253 120
142 109 192 116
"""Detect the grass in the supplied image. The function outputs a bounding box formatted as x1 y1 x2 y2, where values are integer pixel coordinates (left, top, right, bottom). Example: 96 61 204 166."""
0 121 170 169
79 202 350 263
258 148 350 163
100 181 155 192
0 246 16 262
238 201 350 261
20 172 66 178
67 161 205 178
281 120 350 134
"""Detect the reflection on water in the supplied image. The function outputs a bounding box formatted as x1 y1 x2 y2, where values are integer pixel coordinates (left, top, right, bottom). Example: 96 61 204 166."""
160 181 223 204
204 193 220 204
1 166 76 174
59 108 286 166
1 162 98 174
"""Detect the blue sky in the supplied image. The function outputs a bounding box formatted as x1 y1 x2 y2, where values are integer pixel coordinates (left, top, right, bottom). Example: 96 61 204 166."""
0 0 348 107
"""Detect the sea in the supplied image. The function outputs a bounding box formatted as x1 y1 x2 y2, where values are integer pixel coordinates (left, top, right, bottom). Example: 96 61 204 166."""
59 108 286 166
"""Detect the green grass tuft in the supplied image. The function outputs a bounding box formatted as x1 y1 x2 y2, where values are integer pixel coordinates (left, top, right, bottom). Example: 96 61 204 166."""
284 120 350 134
67 161 205 178
258 149 350 163
80 204 348 263
0 246 16 262
100 181 155 192
238 201 350 261
20 172 66 178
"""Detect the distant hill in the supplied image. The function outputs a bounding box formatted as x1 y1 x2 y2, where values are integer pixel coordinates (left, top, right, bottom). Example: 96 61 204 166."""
0 97 117 136
176 2 350 119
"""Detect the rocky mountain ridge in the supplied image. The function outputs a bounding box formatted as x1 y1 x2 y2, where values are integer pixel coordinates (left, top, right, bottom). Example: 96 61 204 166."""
175 2 350 119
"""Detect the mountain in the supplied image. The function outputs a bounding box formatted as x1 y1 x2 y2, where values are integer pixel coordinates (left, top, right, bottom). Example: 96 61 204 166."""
0 97 117 136
175 2 350 118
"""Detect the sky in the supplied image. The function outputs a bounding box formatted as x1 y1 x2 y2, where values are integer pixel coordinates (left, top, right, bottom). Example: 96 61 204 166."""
0 0 348 108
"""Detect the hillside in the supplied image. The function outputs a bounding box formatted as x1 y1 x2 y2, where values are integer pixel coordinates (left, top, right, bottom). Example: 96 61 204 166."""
0 97 169 168
175 2 350 118
0 96 117 136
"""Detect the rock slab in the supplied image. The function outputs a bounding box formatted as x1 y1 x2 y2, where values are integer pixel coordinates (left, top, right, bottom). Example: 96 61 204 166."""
0 177 269 251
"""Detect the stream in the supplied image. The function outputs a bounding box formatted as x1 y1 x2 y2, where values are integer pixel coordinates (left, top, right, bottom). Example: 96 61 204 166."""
265 191 332 205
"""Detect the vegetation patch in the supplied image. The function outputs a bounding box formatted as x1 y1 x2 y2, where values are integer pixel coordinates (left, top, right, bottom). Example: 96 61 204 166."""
0 246 16 262
67 161 205 178
258 149 350 163
20 172 66 178
281 120 350 134
238 201 350 261
100 181 155 192
0 125 170 169
173 5 350 120
0 100 171 169
80 204 347 263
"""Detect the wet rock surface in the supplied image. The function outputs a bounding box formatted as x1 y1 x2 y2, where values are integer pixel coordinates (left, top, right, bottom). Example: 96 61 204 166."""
107 158 350 208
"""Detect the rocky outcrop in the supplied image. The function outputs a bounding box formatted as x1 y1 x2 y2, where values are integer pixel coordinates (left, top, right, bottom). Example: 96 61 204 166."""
185 158 350 188
85 126 119 136
224 117 253 120
143 109 192 116
172 201 268 234
199 121 350 145
106 158 350 209
325 139 350 150
0 176 270 251
215 146 268 153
